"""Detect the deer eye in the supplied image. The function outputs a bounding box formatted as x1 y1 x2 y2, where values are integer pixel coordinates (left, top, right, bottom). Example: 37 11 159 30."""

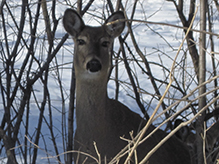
101 41 110 47
77 39 86 45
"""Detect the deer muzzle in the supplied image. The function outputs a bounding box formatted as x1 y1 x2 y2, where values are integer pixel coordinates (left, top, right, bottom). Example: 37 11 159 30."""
86 59 102 73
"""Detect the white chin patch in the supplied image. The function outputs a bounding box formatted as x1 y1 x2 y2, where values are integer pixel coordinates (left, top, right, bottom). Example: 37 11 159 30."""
88 70 100 74
82 70 101 79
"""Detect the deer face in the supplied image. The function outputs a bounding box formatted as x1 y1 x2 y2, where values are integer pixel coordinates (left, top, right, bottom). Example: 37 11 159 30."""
63 9 125 81
71 26 113 80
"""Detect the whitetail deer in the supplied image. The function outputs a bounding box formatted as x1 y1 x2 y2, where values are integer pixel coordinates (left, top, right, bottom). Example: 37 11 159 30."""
63 9 192 164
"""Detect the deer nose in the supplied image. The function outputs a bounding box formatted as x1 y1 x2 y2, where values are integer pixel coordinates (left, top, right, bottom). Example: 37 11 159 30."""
86 59 102 72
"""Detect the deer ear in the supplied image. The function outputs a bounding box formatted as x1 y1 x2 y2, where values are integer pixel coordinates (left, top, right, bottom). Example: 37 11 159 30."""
63 9 85 37
104 11 125 38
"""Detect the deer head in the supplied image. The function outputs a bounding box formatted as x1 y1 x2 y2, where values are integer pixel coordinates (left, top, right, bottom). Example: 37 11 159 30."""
63 9 125 84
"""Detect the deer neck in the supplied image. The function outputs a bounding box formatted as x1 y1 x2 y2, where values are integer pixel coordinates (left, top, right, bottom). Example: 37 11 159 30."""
75 77 109 126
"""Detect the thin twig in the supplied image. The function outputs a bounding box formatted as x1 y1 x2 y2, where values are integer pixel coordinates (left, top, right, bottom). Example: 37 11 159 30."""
203 123 207 164
106 18 219 38
94 142 101 164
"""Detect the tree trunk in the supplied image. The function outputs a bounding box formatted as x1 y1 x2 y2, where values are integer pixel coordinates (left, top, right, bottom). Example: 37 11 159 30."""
196 0 207 164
